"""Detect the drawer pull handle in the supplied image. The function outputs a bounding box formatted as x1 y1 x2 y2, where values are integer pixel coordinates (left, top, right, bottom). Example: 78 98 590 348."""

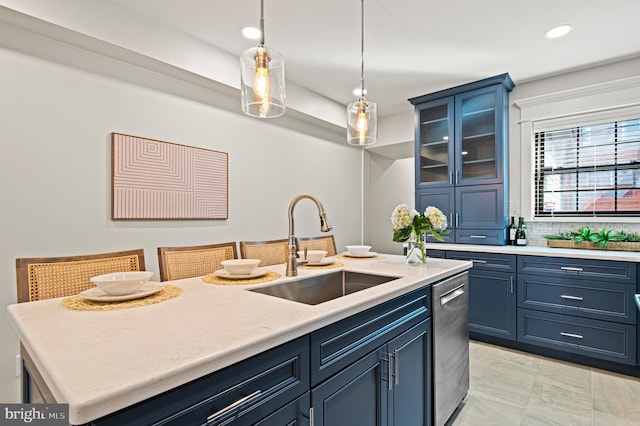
560 332 583 339
470 235 487 239
206 390 261 423
561 295 584 301
471 259 487 264
560 266 584 272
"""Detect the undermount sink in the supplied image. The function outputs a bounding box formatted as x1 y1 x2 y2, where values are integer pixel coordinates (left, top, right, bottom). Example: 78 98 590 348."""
249 271 400 305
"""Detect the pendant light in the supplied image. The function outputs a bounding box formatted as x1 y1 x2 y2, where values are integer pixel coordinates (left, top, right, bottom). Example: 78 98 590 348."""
347 0 377 146
240 0 286 118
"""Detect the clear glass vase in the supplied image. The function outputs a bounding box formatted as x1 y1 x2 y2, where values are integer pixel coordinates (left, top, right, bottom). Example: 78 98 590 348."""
406 234 427 265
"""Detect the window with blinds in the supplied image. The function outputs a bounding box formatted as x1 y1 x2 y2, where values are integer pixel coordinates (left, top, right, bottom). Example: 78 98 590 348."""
534 118 640 217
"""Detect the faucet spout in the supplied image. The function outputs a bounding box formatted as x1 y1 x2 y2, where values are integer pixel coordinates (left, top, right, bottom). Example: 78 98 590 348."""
286 193 332 276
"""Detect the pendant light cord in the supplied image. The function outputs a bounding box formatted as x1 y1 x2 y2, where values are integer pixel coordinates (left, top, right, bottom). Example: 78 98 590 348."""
359 0 365 100
259 0 265 46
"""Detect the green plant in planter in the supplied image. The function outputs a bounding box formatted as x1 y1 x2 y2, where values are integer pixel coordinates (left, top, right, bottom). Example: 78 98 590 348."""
542 232 574 240
587 229 626 248
572 227 593 243
625 232 640 242
543 227 638 246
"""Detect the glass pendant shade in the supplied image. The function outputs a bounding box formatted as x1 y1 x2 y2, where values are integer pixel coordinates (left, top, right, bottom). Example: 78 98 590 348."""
347 99 377 145
240 45 285 118
240 0 285 118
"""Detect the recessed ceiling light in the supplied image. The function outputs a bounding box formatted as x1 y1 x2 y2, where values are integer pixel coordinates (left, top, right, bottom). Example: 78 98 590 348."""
545 24 573 39
241 26 261 40
352 88 367 96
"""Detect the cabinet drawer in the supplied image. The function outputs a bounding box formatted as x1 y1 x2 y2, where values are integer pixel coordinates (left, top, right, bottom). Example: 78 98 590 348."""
446 250 516 273
93 337 310 426
310 286 431 386
518 274 637 324
517 256 636 284
455 229 506 245
517 309 637 365
426 249 446 259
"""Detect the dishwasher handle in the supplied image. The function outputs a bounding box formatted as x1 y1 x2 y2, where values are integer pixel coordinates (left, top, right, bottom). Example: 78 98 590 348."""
440 284 465 306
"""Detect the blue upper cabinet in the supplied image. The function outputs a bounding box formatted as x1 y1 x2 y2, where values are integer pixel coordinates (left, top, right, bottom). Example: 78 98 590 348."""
410 74 514 245
414 97 455 188
455 86 506 186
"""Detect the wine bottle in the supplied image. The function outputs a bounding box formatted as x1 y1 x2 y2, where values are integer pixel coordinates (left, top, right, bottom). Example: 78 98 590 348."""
516 217 527 246
508 216 517 246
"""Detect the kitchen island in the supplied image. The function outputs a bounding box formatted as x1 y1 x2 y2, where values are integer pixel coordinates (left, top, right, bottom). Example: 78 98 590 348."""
7 254 471 425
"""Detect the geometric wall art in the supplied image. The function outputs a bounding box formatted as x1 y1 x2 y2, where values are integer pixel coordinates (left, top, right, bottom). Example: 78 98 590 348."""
111 133 228 220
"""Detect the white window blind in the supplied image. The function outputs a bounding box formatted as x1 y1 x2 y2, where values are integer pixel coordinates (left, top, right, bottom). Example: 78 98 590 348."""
534 117 640 217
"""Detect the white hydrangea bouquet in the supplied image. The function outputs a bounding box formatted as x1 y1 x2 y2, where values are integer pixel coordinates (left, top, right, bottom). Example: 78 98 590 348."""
391 204 449 264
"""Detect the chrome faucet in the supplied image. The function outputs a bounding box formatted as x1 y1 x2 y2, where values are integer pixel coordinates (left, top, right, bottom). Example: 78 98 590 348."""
286 193 332 276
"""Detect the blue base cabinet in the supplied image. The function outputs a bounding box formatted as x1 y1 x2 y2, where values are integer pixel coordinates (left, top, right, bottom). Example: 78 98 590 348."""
434 250 640 376
516 255 637 366
88 336 310 426
310 287 433 426
311 320 432 426
443 251 517 340
388 320 432 426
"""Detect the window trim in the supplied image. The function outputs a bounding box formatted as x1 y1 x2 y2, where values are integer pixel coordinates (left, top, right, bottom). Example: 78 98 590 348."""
513 74 640 224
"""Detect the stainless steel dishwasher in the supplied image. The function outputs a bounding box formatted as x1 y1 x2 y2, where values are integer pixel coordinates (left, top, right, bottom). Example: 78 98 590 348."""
432 272 469 426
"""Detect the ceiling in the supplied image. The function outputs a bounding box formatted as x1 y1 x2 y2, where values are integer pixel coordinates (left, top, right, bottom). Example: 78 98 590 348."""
108 0 640 117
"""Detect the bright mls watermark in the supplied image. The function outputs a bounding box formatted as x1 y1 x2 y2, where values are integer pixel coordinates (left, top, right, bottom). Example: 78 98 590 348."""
1 404 68 425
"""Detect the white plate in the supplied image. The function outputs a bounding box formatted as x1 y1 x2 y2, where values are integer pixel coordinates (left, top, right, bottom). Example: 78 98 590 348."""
305 257 336 266
214 268 268 280
80 282 165 302
342 251 378 258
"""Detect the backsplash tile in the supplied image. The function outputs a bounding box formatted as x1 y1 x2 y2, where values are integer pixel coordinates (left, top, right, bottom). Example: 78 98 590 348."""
526 222 640 247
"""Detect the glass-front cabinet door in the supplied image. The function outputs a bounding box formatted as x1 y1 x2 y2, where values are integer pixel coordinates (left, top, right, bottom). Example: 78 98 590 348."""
455 85 504 186
415 98 454 188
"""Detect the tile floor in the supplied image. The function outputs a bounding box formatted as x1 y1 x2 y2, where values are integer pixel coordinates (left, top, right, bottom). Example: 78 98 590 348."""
448 340 640 425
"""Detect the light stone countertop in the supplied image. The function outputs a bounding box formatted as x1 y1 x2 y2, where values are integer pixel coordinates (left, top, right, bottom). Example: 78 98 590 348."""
6 254 471 425
425 243 640 262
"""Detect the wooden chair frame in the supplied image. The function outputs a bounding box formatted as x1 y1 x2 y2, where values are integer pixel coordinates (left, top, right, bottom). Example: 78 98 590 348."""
239 238 289 266
296 235 338 257
157 242 238 281
16 248 146 303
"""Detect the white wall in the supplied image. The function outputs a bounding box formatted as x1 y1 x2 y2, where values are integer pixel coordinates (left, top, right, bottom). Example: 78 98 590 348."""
0 47 362 403
366 156 414 255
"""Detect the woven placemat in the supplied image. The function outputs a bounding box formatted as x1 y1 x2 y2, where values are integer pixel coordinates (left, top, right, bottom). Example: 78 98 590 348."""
336 254 384 261
299 261 343 270
61 285 182 311
202 271 281 286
